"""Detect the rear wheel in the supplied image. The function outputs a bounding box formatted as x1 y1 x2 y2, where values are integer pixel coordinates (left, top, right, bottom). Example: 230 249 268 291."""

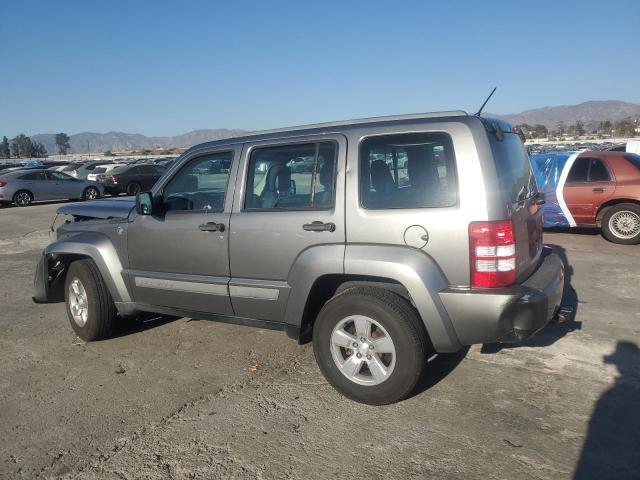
13 190 33 207
83 186 100 200
602 203 640 244
65 259 117 341
126 182 141 196
313 287 429 405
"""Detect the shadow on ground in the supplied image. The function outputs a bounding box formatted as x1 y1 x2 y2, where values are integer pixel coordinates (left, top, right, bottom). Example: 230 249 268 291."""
481 244 581 354
110 313 180 339
408 346 470 399
573 341 640 479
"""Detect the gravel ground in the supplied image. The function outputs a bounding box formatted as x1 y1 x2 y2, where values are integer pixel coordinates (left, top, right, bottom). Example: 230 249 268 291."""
1 201 639 480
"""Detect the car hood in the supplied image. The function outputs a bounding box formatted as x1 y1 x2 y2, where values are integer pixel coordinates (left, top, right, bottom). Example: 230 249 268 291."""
57 197 136 219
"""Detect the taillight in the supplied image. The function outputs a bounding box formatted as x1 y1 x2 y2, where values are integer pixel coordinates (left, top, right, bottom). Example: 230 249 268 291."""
0 181 6 187
469 220 516 288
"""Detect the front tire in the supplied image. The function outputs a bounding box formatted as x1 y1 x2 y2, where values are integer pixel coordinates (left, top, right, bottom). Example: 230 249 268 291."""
13 190 33 207
65 259 117 341
602 203 640 244
126 182 141 196
83 186 100 200
313 287 429 405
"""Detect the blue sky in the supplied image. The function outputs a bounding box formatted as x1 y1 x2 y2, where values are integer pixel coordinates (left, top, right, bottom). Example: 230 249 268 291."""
1 0 638 137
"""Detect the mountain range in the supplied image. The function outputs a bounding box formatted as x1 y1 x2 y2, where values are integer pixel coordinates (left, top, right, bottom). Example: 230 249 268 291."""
28 100 640 154
492 100 640 130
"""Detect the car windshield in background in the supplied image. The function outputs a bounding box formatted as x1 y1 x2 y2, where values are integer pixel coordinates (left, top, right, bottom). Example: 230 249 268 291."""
93 167 108 174
624 153 640 170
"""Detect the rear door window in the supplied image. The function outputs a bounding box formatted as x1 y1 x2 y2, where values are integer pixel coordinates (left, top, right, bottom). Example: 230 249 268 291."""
359 132 457 209
567 157 611 182
245 142 337 210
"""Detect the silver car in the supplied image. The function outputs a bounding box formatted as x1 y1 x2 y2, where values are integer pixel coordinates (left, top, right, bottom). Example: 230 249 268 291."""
0 169 103 206
34 111 564 405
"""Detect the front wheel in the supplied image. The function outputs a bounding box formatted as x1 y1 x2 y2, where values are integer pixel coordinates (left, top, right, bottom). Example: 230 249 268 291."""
313 287 429 405
126 182 141 196
65 259 117 341
83 186 100 200
602 203 640 244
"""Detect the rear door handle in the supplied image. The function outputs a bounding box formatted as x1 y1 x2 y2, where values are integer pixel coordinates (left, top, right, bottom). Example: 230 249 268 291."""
198 222 225 232
592 187 606 193
303 221 336 232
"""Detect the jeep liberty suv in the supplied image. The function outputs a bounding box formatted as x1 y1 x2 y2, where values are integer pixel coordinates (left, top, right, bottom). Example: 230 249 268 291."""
34 111 564 405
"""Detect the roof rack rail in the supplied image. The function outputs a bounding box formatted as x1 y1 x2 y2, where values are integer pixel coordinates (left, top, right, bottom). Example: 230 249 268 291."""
245 110 469 136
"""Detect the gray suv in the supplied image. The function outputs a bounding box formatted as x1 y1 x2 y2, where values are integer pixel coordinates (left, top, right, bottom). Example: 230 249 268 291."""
34 111 564 404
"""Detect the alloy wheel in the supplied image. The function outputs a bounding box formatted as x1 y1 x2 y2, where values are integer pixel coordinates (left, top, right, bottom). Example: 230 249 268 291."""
330 315 396 386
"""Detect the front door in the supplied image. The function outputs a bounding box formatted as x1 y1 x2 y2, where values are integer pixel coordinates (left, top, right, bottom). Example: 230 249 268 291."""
126 147 240 314
563 156 615 225
229 136 347 321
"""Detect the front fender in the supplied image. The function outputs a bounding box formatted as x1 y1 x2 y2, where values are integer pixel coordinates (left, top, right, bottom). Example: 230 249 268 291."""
344 245 462 353
42 232 132 304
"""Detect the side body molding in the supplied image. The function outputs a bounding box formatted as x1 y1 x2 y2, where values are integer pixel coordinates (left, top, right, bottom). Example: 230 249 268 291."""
344 245 462 353
283 244 345 327
44 232 132 304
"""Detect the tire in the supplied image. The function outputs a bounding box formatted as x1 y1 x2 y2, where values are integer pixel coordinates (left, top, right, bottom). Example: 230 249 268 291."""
64 259 117 341
601 203 640 245
82 186 100 200
126 182 141 196
313 287 429 405
13 190 33 207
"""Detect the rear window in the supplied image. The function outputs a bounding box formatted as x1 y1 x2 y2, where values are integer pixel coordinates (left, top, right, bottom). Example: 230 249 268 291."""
359 132 457 209
62 164 78 171
489 132 536 203
624 153 640 170
93 167 107 174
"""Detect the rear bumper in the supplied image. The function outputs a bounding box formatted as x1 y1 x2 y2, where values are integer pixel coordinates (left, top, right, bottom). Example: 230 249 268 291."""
439 247 564 345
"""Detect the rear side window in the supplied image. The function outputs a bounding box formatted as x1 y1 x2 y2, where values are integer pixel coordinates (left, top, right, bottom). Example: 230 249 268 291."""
359 132 457 209
245 142 337 210
489 132 535 203
624 153 640 170
567 157 611 182
19 172 47 180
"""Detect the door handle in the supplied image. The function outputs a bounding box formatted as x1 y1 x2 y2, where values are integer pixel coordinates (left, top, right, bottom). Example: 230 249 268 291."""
302 221 336 232
198 222 225 232
592 187 606 193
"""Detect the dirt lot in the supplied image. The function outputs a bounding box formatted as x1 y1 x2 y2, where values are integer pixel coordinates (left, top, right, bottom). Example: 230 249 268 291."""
1 201 639 480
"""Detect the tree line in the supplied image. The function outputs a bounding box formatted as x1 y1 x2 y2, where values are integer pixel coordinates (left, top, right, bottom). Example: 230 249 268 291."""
517 118 639 140
0 133 71 158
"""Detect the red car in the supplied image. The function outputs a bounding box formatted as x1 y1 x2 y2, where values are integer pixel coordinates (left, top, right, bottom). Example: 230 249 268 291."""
563 151 640 244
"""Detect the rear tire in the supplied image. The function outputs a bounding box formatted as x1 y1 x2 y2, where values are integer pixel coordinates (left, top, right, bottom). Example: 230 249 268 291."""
313 287 429 405
601 203 640 244
64 259 117 341
82 186 100 200
126 182 141 196
13 190 33 207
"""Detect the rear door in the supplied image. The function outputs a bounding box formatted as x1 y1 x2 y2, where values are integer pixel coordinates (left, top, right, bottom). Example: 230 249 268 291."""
22 171 51 200
229 135 346 321
563 156 615 224
489 131 543 280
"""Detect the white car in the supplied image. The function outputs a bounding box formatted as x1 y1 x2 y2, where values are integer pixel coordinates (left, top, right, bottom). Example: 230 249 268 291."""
86 164 120 182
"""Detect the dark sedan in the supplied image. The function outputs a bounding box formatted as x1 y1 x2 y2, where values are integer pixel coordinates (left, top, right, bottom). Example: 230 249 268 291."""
99 164 164 195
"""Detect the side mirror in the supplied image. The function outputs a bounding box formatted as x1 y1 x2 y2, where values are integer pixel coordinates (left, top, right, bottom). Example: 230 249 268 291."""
136 191 154 215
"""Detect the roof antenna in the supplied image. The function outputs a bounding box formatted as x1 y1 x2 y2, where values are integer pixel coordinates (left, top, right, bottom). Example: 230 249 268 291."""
475 87 497 116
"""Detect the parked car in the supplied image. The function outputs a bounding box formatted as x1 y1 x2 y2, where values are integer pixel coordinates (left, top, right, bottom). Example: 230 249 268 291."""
99 163 164 195
0 169 103 206
563 151 640 244
86 164 120 182
61 161 112 179
34 111 564 405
